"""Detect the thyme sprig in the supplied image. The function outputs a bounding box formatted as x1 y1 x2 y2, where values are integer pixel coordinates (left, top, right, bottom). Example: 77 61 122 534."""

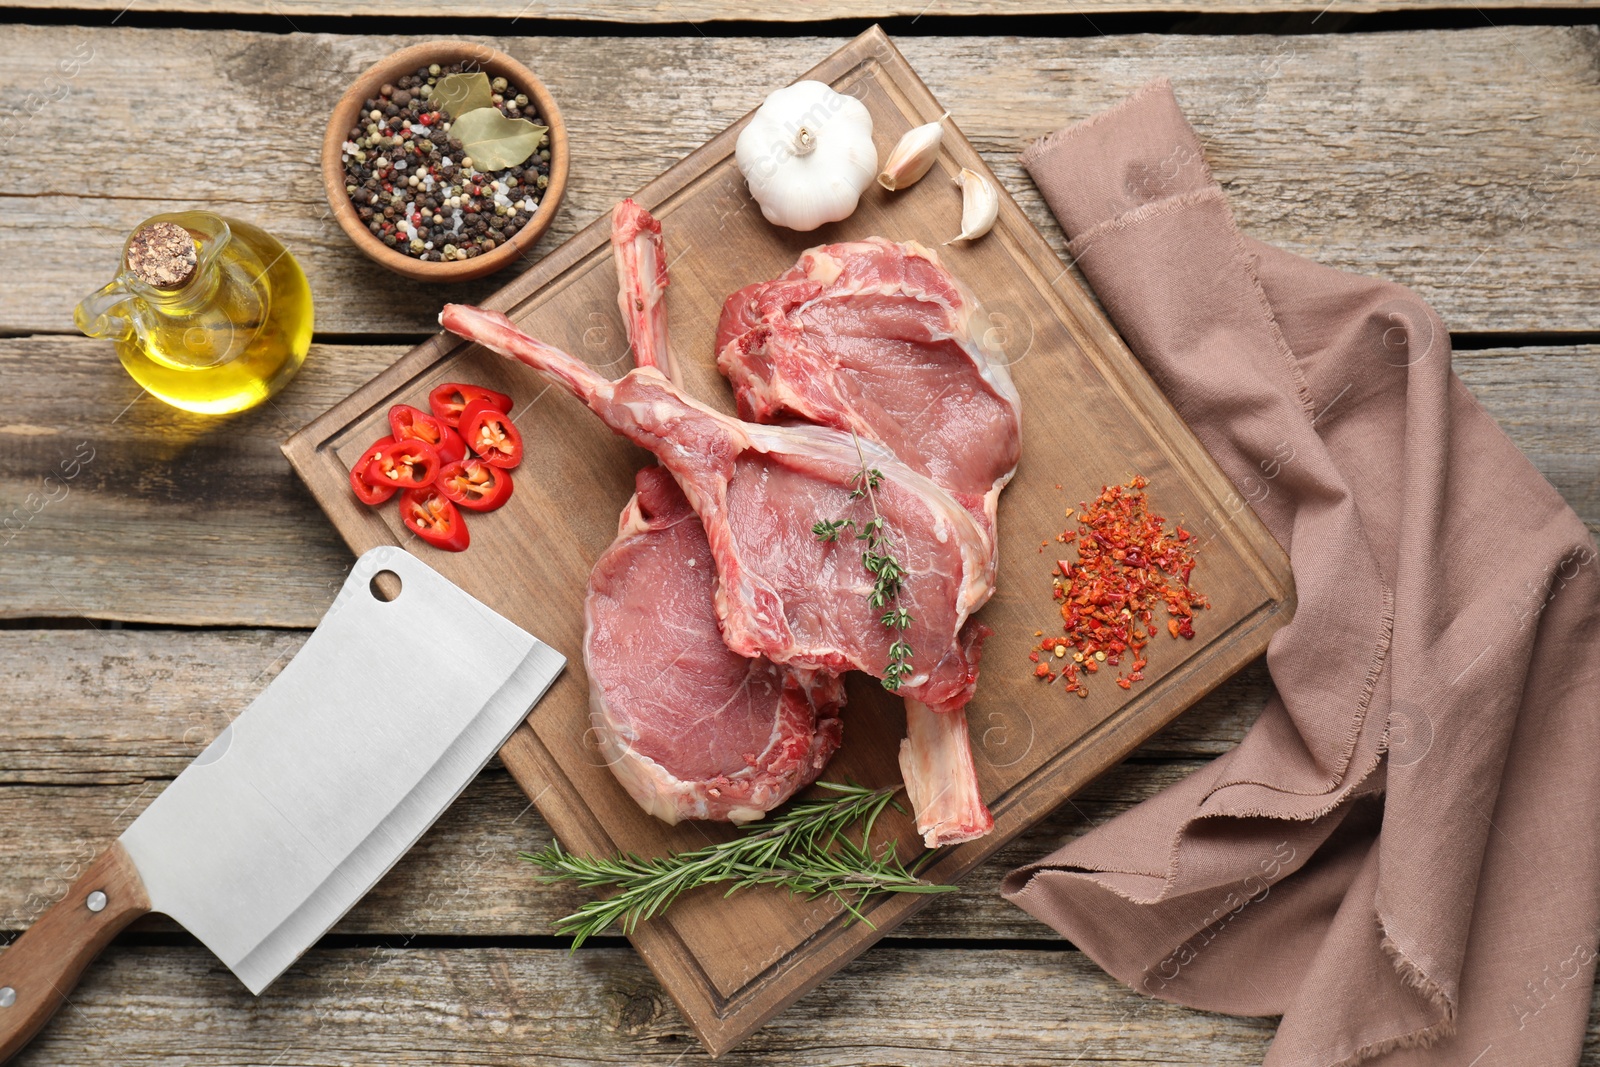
812 439 916 690
521 783 953 948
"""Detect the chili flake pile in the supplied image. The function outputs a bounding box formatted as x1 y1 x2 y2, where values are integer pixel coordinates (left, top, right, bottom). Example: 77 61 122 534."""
1029 475 1209 697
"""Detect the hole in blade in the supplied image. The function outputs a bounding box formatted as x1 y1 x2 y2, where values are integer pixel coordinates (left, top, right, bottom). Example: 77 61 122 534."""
193 724 233 767
370 570 402 602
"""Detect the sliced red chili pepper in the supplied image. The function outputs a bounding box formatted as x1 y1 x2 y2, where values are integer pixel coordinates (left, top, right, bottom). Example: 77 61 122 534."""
459 399 523 469
389 403 466 465
436 457 514 512
428 382 513 427
350 436 397 505
365 438 440 490
400 487 469 551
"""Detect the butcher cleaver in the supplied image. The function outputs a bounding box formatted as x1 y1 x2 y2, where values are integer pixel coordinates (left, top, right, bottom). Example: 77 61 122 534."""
0 546 564 1062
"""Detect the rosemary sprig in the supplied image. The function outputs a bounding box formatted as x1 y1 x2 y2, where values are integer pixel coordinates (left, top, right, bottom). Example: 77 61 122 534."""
813 439 916 690
521 783 953 948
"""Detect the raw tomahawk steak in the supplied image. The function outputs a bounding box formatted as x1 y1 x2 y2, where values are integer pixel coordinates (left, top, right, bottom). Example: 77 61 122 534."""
717 238 1023 846
587 468 846 823
716 237 1020 550
440 303 994 714
584 201 844 824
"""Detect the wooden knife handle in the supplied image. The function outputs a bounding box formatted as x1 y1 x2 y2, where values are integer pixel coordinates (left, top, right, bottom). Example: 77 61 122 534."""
0 841 151 1064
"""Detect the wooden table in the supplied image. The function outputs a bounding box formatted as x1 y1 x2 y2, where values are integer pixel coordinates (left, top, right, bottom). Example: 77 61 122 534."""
2 7 1598 1064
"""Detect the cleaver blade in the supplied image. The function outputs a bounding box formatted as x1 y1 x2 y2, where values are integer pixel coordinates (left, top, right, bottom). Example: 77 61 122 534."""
0 546 564 1062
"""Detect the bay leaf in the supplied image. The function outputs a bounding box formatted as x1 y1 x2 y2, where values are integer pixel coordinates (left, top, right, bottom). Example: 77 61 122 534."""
433 71 494 119
449 107 549 171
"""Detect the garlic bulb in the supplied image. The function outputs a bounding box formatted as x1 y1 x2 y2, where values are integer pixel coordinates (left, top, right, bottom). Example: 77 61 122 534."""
736 80 877 232
878 111 949 191
945 168 999 243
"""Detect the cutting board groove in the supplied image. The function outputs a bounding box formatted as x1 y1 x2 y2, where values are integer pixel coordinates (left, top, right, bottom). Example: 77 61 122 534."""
285 27 1294 1056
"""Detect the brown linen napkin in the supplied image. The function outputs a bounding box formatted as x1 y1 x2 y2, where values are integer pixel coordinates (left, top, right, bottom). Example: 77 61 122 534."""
1003 79 1600 1067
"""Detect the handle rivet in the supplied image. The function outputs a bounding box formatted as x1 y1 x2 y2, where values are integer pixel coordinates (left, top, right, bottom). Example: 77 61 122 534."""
0 987 15 1008
86 891 107 914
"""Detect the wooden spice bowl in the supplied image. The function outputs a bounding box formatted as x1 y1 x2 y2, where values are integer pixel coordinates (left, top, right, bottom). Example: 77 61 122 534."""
321 40 569 283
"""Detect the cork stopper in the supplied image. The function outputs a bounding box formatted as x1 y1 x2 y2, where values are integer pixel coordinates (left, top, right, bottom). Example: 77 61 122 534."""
125 222 197 289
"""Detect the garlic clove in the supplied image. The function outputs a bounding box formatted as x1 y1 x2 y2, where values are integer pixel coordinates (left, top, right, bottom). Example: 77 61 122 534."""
878 111 949 191
945 168 999 244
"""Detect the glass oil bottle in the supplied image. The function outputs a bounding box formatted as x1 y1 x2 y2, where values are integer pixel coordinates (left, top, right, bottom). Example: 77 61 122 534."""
75 211 314 414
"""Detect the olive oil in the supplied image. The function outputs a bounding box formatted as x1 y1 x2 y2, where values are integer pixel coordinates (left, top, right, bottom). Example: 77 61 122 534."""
75 212 313 415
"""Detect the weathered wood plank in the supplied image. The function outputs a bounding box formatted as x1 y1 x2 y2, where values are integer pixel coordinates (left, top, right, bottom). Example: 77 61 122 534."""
0 337 384 626
1 0 1592 21
3 26 1600 335
5 944 1288 1067
0 627 1227 939
1452 345 1600 521
13 942 1600 1066
2 337 1592 626
9 943 1600 1066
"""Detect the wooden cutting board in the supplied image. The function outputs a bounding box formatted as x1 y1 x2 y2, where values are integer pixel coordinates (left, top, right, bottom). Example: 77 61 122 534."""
284 27 1294 1057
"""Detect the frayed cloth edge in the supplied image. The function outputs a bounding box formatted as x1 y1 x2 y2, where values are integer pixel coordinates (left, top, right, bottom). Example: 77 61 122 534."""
1312 928 1455 1067
1020 76 1176 171
1199 180 1395 784
1203 582 1395 808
